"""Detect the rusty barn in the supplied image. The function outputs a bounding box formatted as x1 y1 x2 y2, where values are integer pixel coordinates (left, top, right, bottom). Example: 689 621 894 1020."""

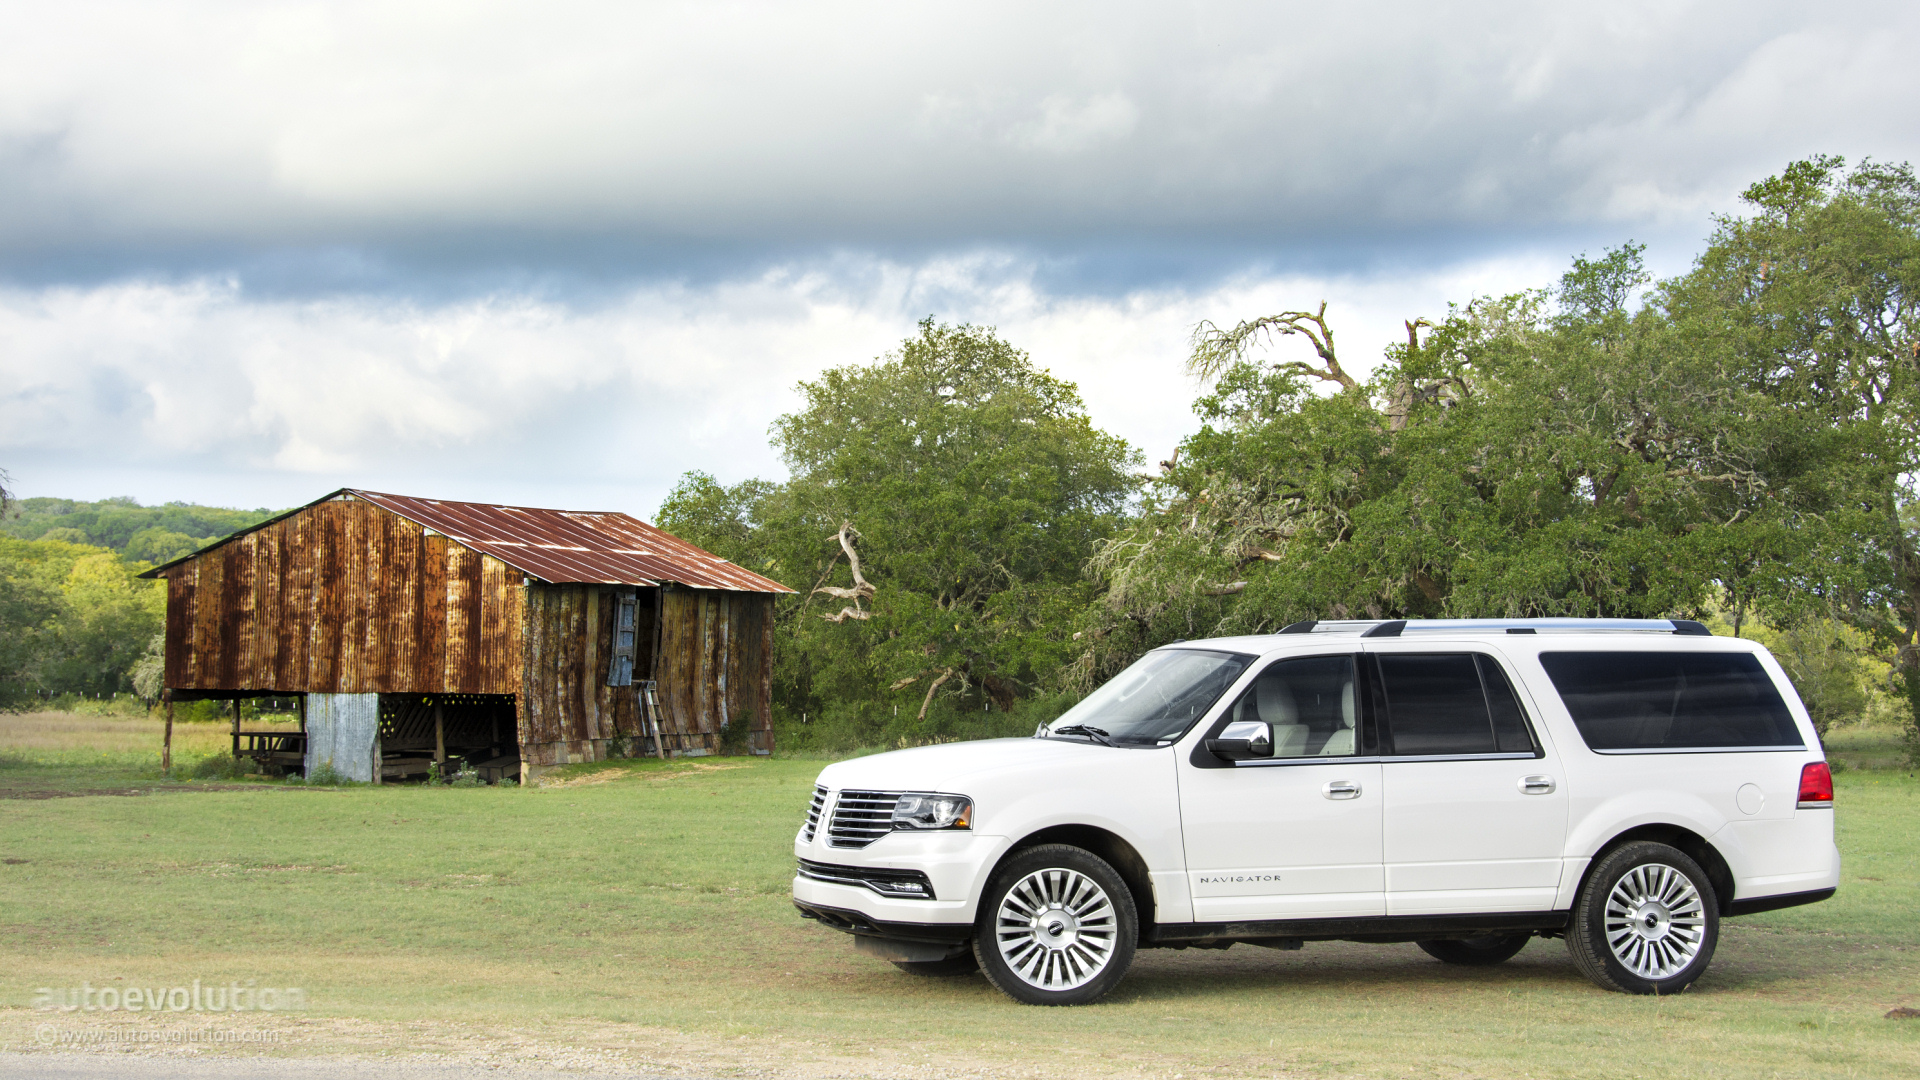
140 489 793 783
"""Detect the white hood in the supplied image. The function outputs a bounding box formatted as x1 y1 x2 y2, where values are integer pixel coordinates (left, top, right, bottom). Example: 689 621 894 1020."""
815 737 1123 794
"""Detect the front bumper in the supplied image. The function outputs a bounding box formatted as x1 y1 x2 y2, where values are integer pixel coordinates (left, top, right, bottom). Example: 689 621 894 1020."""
791 827 1008 934
792 899 975 945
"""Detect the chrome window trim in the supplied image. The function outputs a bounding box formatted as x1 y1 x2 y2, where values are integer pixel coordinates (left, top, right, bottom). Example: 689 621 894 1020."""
1589 744 1808 756
1383 750 1545 763
1230 755 1382 768
1228 750 1544 768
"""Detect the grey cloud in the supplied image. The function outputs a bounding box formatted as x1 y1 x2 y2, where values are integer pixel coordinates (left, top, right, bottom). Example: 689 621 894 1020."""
1 250 1568 511
1 0 1913 282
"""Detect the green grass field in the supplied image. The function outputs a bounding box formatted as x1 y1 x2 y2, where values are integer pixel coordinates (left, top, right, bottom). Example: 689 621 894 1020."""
1 714 1917 1078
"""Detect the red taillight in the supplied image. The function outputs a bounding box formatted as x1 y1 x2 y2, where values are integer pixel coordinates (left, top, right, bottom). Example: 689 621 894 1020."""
1797 762 1833 808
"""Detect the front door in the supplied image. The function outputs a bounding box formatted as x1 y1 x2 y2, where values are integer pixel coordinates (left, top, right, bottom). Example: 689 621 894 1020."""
1179 653 1384 921
1365 646 1570 915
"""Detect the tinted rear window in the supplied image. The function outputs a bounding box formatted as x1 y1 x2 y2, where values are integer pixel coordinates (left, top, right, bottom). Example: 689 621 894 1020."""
1538 651 1803 751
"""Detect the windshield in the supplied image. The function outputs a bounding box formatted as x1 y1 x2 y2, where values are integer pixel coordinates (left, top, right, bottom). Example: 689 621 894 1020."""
1044 648 1254 746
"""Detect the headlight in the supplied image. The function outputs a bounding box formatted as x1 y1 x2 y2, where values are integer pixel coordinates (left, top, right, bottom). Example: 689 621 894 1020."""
891 793 972 830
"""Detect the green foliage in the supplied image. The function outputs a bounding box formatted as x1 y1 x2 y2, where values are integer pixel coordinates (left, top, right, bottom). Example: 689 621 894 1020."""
0 537 166 707
661 319 1140 724
1675 155 1920 732
0 496 277 556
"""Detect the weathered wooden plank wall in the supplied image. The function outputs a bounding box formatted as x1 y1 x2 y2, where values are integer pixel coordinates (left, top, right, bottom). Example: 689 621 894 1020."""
651 587 775 753
516 584 656 766
160 499 522 694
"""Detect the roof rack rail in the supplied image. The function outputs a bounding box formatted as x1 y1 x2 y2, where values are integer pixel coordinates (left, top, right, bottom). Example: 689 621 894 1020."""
1276 618 1717 637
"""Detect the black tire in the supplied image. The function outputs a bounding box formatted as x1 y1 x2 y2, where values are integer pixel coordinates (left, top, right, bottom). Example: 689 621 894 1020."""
1416 934 1532 966
891 952 980 977
1566 841 1720 995
973 844 1137 1006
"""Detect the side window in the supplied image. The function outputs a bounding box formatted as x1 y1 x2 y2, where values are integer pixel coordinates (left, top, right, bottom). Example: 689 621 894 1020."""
1377 654 1497 755
1538 651 1804 751
1478 655 1539 754
1222 655 1360 758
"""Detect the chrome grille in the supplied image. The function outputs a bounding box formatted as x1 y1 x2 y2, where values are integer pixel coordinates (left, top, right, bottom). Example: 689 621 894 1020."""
801 785 827 842
828 789 903 848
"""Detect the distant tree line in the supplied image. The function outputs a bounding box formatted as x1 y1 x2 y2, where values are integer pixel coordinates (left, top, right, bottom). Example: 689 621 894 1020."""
1 496 276 565
660 157 1918 755
0 499 277 707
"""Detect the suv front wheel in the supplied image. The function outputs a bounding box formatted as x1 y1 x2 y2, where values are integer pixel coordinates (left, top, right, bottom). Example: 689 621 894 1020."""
973 844 1138 1005
1566 841 1720 995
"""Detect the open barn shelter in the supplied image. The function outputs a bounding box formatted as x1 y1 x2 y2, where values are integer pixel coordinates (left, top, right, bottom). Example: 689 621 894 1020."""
140 489 794 783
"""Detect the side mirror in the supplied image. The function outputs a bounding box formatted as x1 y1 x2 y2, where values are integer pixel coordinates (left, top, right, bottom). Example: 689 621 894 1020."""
1206 720 1272 760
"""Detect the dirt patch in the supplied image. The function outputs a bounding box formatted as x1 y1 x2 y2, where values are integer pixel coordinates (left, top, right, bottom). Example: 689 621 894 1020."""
0 1010 1235 1079
540 762 747 789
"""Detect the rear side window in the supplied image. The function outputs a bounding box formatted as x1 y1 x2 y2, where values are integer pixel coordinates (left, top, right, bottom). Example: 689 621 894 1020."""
1537 651 1803 751
1377 653 1538 756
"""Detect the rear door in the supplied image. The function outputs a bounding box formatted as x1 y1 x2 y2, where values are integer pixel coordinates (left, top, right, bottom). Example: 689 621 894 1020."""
1364 645 1570 916
1178 653 1385 920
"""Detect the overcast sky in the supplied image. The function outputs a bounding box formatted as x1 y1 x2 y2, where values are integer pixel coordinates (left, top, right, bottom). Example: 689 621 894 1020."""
5 0 1917 517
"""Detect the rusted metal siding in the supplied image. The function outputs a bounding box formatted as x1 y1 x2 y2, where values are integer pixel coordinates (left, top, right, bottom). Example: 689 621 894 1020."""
160 499 521 695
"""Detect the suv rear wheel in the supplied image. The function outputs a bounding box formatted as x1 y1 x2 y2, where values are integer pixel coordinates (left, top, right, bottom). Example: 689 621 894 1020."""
973 844 1137 1006
1566 841 1720 995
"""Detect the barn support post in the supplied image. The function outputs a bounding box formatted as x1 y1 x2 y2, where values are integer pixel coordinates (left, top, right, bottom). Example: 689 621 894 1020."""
162 690 174 773
230 698 240 759
434 701 446 776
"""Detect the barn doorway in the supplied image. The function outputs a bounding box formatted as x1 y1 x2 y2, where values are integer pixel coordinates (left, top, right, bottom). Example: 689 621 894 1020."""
377 694 519 782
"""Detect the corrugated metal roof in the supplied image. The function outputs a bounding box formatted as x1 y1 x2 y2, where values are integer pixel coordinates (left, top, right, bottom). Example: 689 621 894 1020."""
140 488 794 593
351 490 791 591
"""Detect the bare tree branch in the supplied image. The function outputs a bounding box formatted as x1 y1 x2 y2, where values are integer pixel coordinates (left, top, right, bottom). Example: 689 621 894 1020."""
917 668 955 722
1187 301 1357 390
813 521 877 621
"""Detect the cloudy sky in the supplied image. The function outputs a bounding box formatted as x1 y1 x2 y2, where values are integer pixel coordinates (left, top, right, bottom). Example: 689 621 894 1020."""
5 0 1916 516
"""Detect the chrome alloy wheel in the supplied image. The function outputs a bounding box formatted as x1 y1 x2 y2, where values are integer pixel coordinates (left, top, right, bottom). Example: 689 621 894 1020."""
994 868 1118 990
1604 862 1707 980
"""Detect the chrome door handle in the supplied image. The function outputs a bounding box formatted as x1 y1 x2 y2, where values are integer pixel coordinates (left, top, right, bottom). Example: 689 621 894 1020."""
1520 775 1556 795
1322 780 1361 800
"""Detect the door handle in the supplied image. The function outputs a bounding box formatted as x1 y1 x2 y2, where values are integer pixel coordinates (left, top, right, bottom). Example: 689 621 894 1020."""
1519 775 1556 795
1322 780 1361 800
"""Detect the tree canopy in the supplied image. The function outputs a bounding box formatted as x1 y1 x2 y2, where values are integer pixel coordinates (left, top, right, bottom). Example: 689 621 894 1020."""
659 319 1139 743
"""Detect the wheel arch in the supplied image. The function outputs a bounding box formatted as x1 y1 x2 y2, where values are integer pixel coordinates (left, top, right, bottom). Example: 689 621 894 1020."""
1001 825 1156 944
1582 824 1737 916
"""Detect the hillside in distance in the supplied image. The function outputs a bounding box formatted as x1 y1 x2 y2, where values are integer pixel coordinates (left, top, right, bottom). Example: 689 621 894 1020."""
3 497 282 565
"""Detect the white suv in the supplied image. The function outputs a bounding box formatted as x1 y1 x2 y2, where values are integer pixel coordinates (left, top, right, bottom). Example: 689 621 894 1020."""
792 619 1839 1005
